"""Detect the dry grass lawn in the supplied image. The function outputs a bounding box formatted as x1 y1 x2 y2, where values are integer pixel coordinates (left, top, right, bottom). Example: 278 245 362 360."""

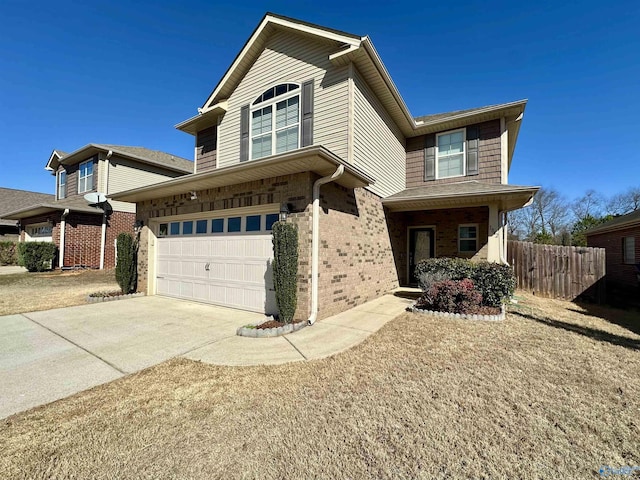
1 291 639 479
0 269 119 315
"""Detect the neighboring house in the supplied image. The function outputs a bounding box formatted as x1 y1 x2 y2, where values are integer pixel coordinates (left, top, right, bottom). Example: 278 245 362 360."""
3 145 192 269
586 210 640 288
112 13 539 320
0 188 54 239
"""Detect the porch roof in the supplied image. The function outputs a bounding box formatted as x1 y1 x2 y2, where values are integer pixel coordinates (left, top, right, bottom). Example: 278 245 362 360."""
382 181 539 212
2 196 104 220
110 146 374 203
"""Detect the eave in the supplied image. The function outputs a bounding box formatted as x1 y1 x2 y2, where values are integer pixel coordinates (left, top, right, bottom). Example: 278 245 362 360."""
382 185 539 212
111 145 374 203
2 203 103 220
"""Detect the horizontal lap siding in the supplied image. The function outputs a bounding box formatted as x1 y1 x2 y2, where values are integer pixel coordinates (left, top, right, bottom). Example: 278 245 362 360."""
353 68 406 198
406 119 502 188
107 156 185 195
196 126 217 173
217 30 349 166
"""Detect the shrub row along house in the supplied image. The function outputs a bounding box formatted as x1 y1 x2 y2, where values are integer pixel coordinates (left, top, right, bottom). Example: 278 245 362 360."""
107 13 539 321
3 145 192 269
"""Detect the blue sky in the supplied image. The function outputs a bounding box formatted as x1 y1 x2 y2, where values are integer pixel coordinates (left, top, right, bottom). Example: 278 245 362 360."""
1 0 638 201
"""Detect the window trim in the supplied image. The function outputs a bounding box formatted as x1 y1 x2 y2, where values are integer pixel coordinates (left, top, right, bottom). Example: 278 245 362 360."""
622 236 636 264
458 223 479 254
436 128 466 180
249 83 301 161
77 159 94 194
58 171 66 199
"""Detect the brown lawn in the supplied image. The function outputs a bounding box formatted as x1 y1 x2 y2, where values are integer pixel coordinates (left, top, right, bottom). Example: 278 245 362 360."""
1 291 639 479
0 269 119 315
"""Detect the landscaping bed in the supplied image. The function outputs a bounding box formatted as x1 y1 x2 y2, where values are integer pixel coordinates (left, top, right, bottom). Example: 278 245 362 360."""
237 317 307 337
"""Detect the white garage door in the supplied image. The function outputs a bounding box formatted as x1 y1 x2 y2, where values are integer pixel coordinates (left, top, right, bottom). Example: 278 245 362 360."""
155 213 279 314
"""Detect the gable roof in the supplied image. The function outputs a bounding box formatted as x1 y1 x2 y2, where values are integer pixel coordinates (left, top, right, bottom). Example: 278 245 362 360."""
584 209 640 236
2 195 106 221
176 13 527 167
45 144 193 174
0 187 55 226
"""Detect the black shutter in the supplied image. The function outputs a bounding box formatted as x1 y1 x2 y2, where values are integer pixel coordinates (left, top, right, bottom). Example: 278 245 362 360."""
466 126 479 176
301 80 314 147
424 134 436 181
240 104 249 162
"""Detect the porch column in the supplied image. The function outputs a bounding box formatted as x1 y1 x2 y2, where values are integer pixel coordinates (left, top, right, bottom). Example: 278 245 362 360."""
486 204 502 263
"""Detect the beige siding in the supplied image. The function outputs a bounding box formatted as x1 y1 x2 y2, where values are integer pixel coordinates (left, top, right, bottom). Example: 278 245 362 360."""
217 29 350 166
107 156 184 195
352 68 406 198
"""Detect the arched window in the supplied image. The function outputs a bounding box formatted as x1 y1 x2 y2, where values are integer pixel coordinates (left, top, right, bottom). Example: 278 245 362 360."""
250 83 300 160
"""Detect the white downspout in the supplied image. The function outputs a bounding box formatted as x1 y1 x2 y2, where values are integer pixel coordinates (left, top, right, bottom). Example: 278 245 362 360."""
99 212 107 270
307 165 345 325
59 208 69 269
499 211 509 266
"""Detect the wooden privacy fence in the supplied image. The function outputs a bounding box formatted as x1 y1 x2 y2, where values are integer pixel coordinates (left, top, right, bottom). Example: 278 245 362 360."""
507 241 606 301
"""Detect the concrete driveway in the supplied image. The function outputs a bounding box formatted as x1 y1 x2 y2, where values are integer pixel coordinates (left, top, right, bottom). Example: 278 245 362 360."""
0 296 261 419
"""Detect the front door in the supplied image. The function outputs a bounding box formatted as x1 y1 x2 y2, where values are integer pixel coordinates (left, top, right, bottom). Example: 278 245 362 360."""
408 228 434 284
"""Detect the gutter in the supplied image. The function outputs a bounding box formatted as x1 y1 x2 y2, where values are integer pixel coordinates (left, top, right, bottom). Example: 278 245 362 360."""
308 165 344 325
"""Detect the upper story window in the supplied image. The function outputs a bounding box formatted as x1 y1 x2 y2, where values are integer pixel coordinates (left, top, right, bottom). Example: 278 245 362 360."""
78 159 94 193
250 83 300 160
58 171 67 199
436 129 466 179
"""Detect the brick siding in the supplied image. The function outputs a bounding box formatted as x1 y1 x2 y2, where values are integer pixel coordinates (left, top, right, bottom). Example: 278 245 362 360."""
406 119 502 188
587 225 640 287
135 173 400 321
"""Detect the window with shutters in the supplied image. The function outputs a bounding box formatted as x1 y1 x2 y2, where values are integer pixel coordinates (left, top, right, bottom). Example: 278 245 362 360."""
250 83 300 160
436 129 466 179
622 236 635 264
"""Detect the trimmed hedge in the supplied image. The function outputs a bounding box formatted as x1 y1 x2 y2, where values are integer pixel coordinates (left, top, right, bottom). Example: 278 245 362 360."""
271 221 298 324
415 258 515 308
17 242 57 272
115 233 137 294
0 241 18 266
416 278 482 314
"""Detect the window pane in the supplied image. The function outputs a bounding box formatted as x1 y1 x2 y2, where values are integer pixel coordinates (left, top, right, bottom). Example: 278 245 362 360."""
182 221 193 235
246 215 261 232
252 134 272 160
266 213 279 231
211 218 224 233
170 222 180 235
460 239 477 252
450 132 463 144
623 237 635 263
263 87 275 101
276 126 299 154
275 84 287 96
439 154 464 177
228 217 241 232
460 226 477 239
159 223 168 236
196 220 207 234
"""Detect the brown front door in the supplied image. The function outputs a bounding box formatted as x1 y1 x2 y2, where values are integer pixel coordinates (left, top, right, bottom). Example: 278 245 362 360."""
409 228 434 284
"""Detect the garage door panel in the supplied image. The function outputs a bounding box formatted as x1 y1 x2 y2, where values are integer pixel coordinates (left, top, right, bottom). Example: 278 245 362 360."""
157 232 276 314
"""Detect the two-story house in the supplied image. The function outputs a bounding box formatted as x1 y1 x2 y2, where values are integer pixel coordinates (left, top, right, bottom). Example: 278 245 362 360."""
112 13 539 321
4 145 192 269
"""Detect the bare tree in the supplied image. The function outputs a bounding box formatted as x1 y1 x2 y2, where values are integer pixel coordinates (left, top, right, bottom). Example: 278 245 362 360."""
532 188 570 239
606 187 640 215
572 189 604 221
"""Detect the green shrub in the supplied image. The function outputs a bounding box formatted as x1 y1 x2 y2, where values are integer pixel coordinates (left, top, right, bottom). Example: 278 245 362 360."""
416 278 483 314
17 242 57 272
414 257 515 308
471 262 516 308
0 241 18 265
115 233 137 294
271 221 298 324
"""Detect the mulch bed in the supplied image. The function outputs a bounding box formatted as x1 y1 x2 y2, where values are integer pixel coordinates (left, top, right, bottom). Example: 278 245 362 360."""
256 318 305 329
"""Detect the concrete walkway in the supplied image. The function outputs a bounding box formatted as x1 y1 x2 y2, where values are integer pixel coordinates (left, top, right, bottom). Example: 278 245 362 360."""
0 266 27 275
0 294 412 418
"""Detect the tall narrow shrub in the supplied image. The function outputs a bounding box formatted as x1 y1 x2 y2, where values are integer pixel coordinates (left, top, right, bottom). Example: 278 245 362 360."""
115 233 136 294
272 221 298 324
